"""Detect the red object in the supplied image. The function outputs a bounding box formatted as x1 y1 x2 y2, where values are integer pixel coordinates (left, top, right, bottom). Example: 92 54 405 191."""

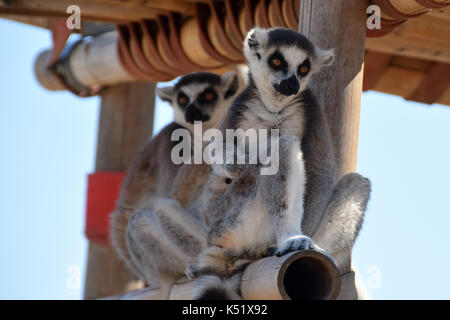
85 172 126 246
48 18 73 66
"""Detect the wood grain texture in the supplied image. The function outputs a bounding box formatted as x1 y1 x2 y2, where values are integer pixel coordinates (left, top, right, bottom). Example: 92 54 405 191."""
299 0 366 177
363 51 393 91
0 0 167 22
84 82 155 299
366 8 450 64
298 0 367 299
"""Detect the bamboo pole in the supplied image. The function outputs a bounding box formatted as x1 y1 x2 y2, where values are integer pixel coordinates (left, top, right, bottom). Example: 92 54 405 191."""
103 250 341 300
298 0 367 299
83 82 155 299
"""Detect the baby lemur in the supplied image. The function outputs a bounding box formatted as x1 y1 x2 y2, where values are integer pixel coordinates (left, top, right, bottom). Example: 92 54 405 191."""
187 27 371 298
110 71 239 288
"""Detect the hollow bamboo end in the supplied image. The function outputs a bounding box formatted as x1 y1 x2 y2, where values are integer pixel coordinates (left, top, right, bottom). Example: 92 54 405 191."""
277 250 341 300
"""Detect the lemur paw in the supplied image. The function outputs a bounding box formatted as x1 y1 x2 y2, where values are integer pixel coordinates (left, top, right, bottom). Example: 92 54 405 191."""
185 264 200 280
275 235 318 257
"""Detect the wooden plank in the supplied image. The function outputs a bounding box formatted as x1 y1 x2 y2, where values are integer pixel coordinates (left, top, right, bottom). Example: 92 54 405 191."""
366 11 450 64
363 53 450 106
426 5 450 21
363 51 393 91
0 14 52 29
368 63 450 106
437 85 450 105
373 65 425 96
84 82 155 299
0 0 167 22
389 55 433 71
91 0 195 14
408 62 450 104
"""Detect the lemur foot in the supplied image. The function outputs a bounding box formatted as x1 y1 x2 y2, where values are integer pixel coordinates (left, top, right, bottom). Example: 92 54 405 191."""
275 235 337 265
275 235 319 256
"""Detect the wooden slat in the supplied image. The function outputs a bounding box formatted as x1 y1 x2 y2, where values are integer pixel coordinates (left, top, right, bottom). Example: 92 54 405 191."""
438 85 450 105
366 9 450 64
91 0 196 14
363 53 450 105
373 66 425 97
363 51 393 91
408 62 450 104
0 14 52 29
389 55 433 71
0 0 167 22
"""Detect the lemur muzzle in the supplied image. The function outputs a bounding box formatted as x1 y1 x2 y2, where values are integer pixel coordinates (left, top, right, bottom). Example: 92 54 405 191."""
275 75 299 96
185 104 210 123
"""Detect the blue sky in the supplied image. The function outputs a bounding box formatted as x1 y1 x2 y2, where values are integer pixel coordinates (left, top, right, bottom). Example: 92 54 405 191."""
0 20 449 299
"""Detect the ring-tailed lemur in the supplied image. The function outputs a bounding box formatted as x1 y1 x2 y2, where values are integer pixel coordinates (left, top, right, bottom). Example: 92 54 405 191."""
110 71 240 292
186 27 371 299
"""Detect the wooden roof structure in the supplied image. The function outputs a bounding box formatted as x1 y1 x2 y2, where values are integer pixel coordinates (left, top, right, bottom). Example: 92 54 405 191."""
1 0 449 106
1 0 449 301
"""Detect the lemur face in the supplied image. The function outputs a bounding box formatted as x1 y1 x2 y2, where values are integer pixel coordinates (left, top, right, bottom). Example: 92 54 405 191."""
157 71 239 130
244 27 334 112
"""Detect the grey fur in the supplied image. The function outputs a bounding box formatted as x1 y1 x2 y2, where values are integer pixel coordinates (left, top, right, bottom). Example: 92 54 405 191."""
188 28 370 298
110 71 240 291
117 28 371 300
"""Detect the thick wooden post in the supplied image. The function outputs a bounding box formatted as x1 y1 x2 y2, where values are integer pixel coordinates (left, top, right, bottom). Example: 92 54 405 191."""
83 82 155 299
299 0 366 177
298 0 367 299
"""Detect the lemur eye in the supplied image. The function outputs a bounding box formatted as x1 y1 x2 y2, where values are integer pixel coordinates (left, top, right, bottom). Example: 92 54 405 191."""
199 89 217 104
298 58 311 76
268 51 286 71
272 58 282 67
178 95 188 106
205 92 214 101
225 178 232 184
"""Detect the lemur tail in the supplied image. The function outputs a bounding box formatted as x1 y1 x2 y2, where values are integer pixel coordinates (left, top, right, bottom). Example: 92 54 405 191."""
312 173 371 259
192 273 242 300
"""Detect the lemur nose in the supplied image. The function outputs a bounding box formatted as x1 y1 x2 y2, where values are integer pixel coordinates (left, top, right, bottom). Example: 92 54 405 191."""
185 104 210 124
275 75 299 96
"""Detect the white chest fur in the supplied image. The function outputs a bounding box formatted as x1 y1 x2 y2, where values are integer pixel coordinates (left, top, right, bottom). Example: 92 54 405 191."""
239 98 305 138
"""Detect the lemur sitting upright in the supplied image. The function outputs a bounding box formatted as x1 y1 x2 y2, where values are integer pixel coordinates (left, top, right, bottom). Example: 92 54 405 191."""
186 27 371 298
110 71 239 289
123 28 370 300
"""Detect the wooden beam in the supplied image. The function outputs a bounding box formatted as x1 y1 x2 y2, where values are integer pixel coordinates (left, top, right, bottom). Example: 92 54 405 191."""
363 52 450 105
363 51 393 91
83 82 156 299
0 0 168 22
299 0 366 179
365 61 450 106
0 14 52 29
408 62 450 104
298 0 367 299
90 0 196 14
366 9 450 64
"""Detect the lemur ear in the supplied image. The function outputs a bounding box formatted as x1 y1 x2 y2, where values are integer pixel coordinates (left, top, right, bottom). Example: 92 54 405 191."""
221 71 239 99
156 86 175 104
243 27 269 61
315 48 335 67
